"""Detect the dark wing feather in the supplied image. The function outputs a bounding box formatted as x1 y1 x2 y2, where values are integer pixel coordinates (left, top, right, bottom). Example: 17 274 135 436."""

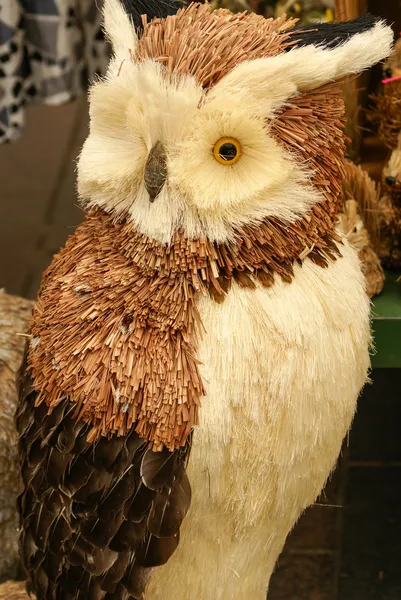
147 471 191 537
16 354 192 600
288 14 382 50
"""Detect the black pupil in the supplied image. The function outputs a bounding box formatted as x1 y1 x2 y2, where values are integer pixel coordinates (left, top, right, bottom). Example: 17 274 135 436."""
385 68 393 78
219 142 237 161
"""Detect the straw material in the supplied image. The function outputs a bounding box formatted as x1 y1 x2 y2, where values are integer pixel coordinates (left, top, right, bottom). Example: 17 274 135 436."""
376 188 401 269
358 245 385 297
369 80 401 151
272 81 345 209
342 160 380 245
339 198 370 249
369 38 401 150
139 2 347 208
340 161 384 297
342 79 362 161
372 134 401 269
0 581 28 600
339 197 384 298
0 292 33 579
29 211 204 452
136 3 297 88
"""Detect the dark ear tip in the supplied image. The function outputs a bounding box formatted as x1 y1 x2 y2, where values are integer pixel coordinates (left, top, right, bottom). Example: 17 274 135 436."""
287 13 385 50
121 0 186 30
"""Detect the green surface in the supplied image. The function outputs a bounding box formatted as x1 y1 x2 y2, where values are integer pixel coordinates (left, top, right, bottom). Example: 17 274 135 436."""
371 271 401 368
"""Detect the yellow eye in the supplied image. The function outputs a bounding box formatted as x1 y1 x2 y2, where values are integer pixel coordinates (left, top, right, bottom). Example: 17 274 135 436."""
213 137 241 166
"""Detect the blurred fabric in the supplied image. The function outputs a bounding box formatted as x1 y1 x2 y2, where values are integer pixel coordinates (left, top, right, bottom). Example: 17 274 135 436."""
0 0 109 143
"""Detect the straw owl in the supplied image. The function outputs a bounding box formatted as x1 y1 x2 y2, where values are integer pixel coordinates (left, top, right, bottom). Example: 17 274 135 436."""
16 2 393 599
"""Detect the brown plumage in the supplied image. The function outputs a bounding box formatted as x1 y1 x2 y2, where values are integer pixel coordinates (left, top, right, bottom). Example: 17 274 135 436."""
17 360 191 600
369 79 401 151
339 162 384 298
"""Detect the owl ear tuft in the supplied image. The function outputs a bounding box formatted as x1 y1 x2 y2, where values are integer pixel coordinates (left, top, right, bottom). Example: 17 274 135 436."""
283 16 394 89
120 0 185 30
208 17 393 114
287 13 387 50
103 0 137 54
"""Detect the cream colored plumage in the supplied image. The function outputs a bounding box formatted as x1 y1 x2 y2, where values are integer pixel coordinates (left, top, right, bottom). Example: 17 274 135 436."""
17 2 394 599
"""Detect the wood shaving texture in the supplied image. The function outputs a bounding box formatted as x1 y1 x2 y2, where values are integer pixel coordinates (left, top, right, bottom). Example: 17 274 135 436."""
369 80 401 151
136 3 297 87
340 162 384 298
0 581 28 600
0 291 33 580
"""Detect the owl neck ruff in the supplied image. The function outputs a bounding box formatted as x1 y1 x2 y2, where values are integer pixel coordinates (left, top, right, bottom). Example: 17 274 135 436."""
28 203 341 451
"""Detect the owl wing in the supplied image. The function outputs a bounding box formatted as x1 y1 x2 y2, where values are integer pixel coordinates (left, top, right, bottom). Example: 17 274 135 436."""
17 353 191 600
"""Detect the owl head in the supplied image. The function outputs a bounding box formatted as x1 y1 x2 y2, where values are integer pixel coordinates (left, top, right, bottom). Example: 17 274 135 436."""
77 0 393 244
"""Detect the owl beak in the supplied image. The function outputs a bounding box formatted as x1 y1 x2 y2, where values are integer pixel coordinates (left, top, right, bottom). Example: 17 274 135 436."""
144 142 167 202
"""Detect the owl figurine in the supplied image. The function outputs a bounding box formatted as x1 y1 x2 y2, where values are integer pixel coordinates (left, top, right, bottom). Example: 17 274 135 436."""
16 2 393 599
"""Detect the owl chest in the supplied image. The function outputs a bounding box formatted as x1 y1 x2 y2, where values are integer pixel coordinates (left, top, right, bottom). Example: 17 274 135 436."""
188 245 370 520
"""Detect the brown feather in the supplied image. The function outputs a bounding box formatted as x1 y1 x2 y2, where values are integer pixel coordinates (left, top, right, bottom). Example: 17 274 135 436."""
136 533 180 567
122 563 152 598
109 517 147 554
17 368 192 600
140 446 182 491
147 471 191 537
100 551 131 593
